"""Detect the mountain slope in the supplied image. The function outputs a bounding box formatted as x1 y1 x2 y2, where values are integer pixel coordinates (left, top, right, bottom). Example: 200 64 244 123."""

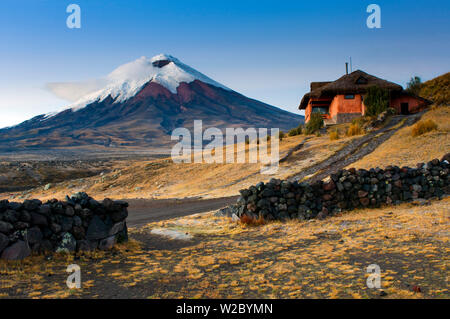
419 72 450 106
0 54 303 153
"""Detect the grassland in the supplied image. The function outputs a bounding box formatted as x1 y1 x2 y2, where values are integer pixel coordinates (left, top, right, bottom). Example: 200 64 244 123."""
4 132 359 201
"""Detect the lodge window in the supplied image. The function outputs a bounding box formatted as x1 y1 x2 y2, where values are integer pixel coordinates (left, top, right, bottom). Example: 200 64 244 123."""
345 94 355 99
312 107 329 114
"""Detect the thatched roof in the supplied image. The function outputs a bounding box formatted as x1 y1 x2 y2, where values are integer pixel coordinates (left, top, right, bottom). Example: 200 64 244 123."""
299 70 404 109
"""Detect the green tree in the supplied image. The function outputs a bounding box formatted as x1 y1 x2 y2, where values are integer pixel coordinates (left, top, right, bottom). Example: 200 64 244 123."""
406 76 422 95
364 86 390 117
305 113 324 134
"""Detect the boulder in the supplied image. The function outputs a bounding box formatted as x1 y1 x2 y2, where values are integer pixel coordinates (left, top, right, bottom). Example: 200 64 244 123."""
1 240 31 260
0 221 14 234
86 215 109 240
0 233 9 253
98 236 115 250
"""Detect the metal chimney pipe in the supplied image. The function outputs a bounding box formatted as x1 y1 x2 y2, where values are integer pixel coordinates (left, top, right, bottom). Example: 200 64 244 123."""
345 62 349 75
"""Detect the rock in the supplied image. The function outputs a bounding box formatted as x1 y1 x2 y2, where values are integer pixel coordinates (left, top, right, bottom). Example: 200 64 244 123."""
323 180 335 191
358 190 368 198
23 199 41 211
86 215 109 240
60 216 73 232
50 223 62 234
3 210 19 223
0 221 14 234
0 233 9 253
25 226 43 245
98 236 115 250
110 209 128 223
76 240 96 252
1 240 31 260
72 226 86 240
64 206 75 217
30 212 48 226
359 198 370 206
109 221 125 236
44 183 52 191
56 232 76 253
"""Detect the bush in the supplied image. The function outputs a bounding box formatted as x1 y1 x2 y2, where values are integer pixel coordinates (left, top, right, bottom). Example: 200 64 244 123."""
411 119 438 137
305 113 324 135
364 86 390 117
239 214 266 226
406 76 422 95
278 131 285 141
329 129 340 140
346 123 363 136
288 124 304 137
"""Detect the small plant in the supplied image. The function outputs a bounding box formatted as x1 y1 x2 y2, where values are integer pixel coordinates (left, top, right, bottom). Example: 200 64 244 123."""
288 125 304 137
411 119 438 137
406 76 422 95
239 214 266 226
278 131 285 141
329 129 339 140
305 113 324 135
364 86 390 117
346 122 364 136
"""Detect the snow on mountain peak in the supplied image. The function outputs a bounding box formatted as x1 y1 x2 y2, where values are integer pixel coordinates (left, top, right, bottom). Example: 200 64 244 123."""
58 54 231 113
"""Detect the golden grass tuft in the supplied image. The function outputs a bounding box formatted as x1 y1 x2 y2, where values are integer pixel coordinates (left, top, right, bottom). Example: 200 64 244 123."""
411 119 438 137
346 123 364 136
329 129 340 141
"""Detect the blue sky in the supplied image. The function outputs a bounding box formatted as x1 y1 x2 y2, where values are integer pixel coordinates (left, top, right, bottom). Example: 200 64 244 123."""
0 0 449 128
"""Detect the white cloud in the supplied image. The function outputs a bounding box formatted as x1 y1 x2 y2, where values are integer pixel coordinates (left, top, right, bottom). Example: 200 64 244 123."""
45 78 108 102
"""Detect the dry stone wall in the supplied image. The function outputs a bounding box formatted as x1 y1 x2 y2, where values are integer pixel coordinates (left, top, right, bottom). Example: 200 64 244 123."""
0 192 128 260
219 155 450 221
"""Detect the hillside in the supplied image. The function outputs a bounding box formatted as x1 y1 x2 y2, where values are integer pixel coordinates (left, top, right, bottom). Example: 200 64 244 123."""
419 72 450 106
348 105 449 169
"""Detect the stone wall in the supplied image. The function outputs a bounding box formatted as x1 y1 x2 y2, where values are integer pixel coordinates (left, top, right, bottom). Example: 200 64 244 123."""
0 192 128 260
219 155 450 221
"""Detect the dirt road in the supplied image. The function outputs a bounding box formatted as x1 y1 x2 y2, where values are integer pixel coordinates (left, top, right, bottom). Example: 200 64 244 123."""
125 196 238 227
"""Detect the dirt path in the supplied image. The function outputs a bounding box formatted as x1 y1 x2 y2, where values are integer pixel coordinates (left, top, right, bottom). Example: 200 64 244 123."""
125 196 238 227
288 113 424 183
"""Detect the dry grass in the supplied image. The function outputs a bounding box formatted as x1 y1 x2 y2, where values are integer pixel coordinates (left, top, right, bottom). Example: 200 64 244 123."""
346 123 364 136
348 106 450 169
1 198 448 299
329 130 340 141
411 119 438 137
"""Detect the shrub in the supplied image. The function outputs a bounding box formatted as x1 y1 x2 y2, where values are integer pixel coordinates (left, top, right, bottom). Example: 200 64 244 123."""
305 113 324 135
411 119 438 137
288 125 304 137
406 76 422 95
346 123 364 136
329 129 339 140
364 86 390 117
278 131 285 141
239 214 266 226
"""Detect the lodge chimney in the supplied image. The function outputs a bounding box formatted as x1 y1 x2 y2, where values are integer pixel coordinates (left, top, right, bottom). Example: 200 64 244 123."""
345 62 349 75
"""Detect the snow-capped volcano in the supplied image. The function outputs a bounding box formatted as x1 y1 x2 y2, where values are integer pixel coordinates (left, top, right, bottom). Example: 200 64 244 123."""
0 54 303 154
64 54 231 113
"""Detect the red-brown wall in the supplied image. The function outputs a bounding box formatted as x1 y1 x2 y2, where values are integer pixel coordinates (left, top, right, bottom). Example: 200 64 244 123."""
390 94 429 114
